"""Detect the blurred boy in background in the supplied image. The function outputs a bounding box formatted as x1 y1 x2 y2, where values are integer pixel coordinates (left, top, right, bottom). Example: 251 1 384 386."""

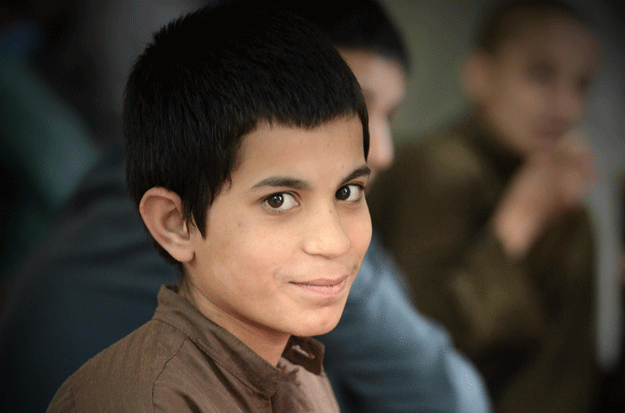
370 0 600 411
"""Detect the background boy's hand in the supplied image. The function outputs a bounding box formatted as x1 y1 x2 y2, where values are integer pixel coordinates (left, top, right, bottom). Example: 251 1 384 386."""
556 129 595 208
492 130 595 258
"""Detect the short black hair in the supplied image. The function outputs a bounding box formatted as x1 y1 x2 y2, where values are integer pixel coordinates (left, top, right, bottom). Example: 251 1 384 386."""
124 0 369 266
474 0 592 53
265 0 410 72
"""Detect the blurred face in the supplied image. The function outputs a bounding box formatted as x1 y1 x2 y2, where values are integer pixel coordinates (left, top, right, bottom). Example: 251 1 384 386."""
477 15 597 156
182 116 372 361
338 48 406 184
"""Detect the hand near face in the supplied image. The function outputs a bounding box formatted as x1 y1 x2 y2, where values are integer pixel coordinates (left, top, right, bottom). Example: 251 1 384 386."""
492 131 595 258
556 129 595 208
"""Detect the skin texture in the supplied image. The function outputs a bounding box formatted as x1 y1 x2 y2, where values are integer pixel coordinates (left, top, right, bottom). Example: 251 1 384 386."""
173 116 372 365
465 14 599 257
338 48 406 185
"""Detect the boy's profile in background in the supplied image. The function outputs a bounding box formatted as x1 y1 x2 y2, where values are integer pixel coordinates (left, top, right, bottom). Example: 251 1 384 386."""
47 2 372 411
370 0 600 412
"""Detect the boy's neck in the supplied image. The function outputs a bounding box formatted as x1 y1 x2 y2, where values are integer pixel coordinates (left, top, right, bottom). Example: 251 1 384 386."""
179 279 291 366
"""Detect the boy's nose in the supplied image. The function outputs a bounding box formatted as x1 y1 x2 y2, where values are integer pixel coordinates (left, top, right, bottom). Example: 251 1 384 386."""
303 206 350 258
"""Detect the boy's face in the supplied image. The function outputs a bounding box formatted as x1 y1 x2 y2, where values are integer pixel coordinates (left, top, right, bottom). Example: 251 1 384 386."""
338 48 406 185
476 15 597 156
184 116 371 352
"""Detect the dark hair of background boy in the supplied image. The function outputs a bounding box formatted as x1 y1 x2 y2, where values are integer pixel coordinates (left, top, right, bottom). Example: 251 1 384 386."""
123 1 369 267
475 0 593 53
265 0 411 72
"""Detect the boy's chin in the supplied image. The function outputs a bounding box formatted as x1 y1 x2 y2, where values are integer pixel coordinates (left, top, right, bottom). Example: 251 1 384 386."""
289 308 345 338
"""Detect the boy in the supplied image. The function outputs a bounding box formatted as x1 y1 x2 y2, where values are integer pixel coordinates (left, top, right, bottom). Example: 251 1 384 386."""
46 2 372 411
370 0 600 412
2 2 489 413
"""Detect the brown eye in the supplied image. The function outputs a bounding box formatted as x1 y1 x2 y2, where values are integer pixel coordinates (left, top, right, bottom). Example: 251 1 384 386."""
263 192 298 213
336 186 351 200
336 184 363 202
267 194 284 208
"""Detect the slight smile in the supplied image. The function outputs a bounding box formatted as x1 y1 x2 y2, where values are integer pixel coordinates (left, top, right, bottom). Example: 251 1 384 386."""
290 275 350 297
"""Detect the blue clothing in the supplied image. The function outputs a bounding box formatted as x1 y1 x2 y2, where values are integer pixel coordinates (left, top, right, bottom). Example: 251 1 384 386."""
320 235 491 413
0 145 490 413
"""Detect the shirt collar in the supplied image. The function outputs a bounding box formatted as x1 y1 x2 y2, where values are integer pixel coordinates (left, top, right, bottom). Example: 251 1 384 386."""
152 284 326 398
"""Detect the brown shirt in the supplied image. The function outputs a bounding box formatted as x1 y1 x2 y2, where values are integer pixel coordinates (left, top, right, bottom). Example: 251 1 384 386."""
46 284 339 413
369 114 599 413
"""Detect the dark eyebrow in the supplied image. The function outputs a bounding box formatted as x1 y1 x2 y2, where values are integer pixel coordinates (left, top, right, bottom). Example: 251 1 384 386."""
251 165 371 191
342 164 371 184
251 177 311 190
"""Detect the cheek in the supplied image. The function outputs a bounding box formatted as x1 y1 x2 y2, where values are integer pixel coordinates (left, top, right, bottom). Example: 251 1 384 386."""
237 223 300 277
347 208 372 260
510 91 538 130
495 81 542 133
368 114 391 146
519 82 549 114
367 114 394 171
209 219 271 282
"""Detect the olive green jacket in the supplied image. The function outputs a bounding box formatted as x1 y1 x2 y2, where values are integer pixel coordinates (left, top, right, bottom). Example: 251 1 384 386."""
369 114 599 413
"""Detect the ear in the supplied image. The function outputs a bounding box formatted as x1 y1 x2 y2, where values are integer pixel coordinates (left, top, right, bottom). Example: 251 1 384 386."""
139 187 195 263
461 51 491 101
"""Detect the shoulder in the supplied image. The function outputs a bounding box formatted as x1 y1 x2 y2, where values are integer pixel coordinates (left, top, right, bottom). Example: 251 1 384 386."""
392 123 487 189
47 319 187 412
369 122 488 219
